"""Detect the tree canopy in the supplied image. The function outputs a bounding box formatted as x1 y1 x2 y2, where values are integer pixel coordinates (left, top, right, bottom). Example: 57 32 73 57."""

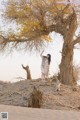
0 0 80 52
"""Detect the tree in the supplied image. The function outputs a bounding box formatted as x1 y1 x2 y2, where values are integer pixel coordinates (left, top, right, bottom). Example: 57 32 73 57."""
22 64 32 80
0 0 80 85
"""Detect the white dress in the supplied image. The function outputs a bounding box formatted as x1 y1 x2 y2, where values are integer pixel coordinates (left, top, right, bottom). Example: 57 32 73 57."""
41 56 49 76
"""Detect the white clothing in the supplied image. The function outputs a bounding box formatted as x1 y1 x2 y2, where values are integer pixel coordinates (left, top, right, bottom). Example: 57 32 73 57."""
41 56 49 77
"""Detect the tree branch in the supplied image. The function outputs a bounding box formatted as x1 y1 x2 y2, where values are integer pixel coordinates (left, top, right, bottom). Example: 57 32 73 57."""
73 36 80 46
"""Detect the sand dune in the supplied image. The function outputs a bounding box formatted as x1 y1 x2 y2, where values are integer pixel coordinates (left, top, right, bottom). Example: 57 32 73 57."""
0 104 80 120
0 80 80 110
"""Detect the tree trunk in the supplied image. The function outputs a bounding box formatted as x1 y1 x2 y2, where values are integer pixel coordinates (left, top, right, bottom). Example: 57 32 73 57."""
60 39 74 85
60 13 77 85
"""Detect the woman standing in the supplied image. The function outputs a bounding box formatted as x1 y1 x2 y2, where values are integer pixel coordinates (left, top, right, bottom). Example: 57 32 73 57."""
40 50 51 81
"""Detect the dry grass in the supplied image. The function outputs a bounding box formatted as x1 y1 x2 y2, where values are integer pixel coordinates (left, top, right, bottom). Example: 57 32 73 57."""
28 87 43 108
73 64 80 83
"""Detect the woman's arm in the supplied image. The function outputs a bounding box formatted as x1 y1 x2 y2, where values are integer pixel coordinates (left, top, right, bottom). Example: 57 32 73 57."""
40 50 44 57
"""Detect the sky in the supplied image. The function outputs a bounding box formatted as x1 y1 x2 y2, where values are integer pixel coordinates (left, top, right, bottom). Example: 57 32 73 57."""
0 32 80 82
0 33 63 82
0 0 80 82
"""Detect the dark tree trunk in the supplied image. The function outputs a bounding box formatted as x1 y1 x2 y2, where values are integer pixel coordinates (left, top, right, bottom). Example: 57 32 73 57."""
60 12 77 85
60 39 74 85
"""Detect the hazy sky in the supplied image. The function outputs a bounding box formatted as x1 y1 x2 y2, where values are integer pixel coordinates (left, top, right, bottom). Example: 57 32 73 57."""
0 33 63 82
0 0 80 82
0 33 80 82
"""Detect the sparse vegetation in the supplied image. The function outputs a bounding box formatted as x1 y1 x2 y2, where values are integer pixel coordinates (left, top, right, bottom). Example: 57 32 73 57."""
73 64 80 84
28 87 42 108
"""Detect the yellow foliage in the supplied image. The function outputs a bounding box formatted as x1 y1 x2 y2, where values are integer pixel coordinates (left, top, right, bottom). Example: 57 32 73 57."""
19 18 42 37
5 0 74 42
48 0 72 14
41 35 52 42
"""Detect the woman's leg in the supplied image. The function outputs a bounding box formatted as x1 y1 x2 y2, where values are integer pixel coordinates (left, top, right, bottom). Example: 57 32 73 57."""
45 66 49 81
41 73 45 81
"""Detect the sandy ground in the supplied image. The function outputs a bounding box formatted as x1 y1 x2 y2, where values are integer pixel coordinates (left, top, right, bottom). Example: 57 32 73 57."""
0 104 80 120
0 105 80 120
0 79 80 111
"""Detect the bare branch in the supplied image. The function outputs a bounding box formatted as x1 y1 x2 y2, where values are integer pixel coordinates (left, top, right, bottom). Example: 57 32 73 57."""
73 36 80 46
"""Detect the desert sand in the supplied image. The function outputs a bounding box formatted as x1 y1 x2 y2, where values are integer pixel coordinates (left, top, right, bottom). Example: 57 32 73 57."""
0 79 80 111
0 77 80 120
0 104 80 120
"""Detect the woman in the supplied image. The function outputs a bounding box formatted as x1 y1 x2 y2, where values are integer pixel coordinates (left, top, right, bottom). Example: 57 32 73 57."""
40 50 51 81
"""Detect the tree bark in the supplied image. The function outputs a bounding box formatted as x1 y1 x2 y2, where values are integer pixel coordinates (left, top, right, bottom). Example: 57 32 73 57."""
22 64 32 80
60 12 77 85
60 39 74 85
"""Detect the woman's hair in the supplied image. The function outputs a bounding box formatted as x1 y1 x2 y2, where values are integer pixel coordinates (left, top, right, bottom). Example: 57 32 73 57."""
47 54 51 65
